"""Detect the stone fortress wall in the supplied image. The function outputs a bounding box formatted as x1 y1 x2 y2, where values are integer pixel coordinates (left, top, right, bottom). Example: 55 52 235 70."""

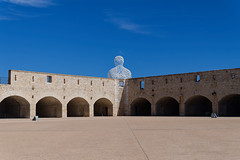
0 70 123 119
0 68 240 119
123 68 240 117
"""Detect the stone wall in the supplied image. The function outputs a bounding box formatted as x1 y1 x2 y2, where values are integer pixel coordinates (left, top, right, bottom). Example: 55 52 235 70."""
0 68 240 119
123 68 240 116
0 70 122 119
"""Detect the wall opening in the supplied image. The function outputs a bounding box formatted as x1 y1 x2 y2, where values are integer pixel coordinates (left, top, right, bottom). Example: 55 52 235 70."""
213 75 216 80
94 98 113 116
130 98 151 116
156 97 179 116
119 81 124 87
36 96 62 118
47 76 52 83
196 75 200 82
219 94 240 116
67 97 89 117
140 81 145 90
185 95 212 116
0 96 30 118
232 73 235 79
180 78 183 83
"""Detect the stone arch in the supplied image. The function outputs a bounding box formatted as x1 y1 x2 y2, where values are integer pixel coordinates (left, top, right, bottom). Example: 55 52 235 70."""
0 95 30 118
94 98 113 116
156 97 179 116
219 94 240 116
36 96 62 118
130 98 151 116
185 95 212 116
67 97 89 117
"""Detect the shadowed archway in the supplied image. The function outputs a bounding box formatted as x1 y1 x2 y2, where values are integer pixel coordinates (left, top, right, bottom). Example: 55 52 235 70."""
67 97 89 117
0 96 30 118
94 98 113 116
36 96 62 118
130 98 151 116
219 94 240 116
185 95 212 116
156 97 179 116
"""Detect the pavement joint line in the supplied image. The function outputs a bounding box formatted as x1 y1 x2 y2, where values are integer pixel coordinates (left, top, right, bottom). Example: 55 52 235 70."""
124 118 150 160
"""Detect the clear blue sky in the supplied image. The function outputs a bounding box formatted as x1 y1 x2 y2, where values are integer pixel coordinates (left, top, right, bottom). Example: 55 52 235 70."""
0 0 239 78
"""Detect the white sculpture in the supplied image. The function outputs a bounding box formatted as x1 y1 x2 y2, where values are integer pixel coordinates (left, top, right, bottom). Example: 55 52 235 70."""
108 56 132 79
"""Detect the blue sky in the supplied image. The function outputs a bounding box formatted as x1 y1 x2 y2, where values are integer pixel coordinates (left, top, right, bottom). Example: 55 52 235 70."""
0 0 239 78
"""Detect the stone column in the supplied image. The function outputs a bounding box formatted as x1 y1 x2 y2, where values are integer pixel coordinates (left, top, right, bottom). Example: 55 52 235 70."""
151 99 156 116
30 102 36 119
179 95 185 116
89 104 94 117
212 94 218 115
62 104 67 118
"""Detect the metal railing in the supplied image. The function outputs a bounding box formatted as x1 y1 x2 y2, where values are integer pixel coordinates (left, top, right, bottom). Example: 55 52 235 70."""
0 77 9 84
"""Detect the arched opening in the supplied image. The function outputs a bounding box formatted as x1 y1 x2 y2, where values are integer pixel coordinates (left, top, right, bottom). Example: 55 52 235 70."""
67 97 89 117
219 94 240 116
0 96 30 118
130 98 151 116
156 97 179 116
185 95 212 116
94 98 113 116
36 97 62 118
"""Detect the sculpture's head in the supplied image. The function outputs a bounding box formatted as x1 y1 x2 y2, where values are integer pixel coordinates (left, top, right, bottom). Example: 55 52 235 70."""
114 56 124 66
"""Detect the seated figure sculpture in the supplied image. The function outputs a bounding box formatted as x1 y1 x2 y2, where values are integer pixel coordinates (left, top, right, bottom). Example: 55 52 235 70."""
108 56 132 79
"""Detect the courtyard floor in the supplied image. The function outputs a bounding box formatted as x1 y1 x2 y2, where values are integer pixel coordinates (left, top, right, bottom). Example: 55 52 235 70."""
0 117 240 160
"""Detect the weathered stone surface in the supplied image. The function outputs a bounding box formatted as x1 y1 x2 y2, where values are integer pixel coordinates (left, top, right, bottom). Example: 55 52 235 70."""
0 67 240 118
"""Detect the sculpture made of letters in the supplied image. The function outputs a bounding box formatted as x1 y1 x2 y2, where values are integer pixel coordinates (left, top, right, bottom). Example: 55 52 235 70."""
108 56 132 79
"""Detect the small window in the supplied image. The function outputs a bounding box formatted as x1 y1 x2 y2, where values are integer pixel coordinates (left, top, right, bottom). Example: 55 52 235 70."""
91 81 93 86
232 73 235 79
47 76 52 83
77 80 80 85
32 76 34 82
165 79 168 84
152 80 154 85
64 79 66 84
119 81 124 87
140 81 145 90
180 78 183 83
14 75 17 81
102 82 104 86
196 75 200 82
213 75 216 80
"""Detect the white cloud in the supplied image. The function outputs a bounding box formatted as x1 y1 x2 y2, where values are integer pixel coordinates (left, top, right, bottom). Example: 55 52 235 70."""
1 0 53 7
0 15 12 20
109 17 150 35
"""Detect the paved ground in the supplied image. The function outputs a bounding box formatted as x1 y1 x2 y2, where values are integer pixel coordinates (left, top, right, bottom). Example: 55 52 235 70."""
0 117 240 160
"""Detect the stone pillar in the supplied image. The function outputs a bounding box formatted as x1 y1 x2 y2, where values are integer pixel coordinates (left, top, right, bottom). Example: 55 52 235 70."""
89 104 94 117
30 102 36 119
212 94 218 115
151 101 156 116
62 104 67 118
112 107 117 116
179 95 185 116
